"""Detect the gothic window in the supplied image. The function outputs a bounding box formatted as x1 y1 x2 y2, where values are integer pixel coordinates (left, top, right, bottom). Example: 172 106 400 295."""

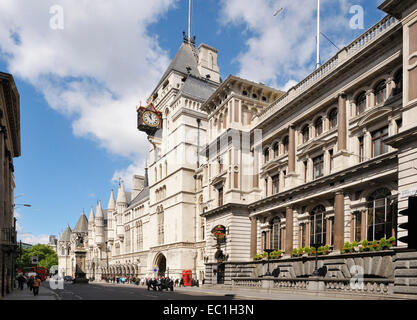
372 126 389 157
302 125 310 143
366 188 396 242
356 92 367 115
375 80 387 105
270 217 281 250
315 117 323 137
310 205 326 245
137 221 143 252
329 109 338 129
157 206 164 245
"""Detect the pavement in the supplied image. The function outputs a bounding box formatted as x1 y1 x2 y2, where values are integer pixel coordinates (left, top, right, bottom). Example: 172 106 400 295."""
2 284 59 301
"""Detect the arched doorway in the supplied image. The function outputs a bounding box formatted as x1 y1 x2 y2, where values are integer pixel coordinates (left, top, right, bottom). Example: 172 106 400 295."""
155 254 167 277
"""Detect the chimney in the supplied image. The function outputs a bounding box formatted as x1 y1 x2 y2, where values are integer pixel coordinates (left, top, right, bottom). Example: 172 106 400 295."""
132 175 145 199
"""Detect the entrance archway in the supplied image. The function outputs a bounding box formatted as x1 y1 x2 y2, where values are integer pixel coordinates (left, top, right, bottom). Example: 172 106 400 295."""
155 253 167 277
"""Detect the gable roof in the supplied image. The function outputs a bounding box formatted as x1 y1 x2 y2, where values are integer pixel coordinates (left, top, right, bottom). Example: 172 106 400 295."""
128 187 150 210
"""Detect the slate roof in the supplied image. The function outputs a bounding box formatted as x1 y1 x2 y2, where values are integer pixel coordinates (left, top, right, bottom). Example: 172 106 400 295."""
127 187 150 210
180 75 216 101
73 213 89 233
59 226 72 242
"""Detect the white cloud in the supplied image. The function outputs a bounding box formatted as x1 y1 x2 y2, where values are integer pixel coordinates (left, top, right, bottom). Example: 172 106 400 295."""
219 0 358 88
18 233 50 245
0 0 178 185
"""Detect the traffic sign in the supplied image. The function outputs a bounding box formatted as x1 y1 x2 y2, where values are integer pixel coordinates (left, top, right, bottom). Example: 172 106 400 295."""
32 256 39 265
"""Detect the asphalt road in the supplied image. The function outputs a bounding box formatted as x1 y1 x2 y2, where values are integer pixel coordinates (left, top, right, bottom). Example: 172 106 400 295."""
48 282 237 301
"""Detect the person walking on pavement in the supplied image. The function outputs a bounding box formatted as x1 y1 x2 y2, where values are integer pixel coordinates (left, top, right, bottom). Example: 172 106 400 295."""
17 274 26 290
28 275 34 291
32 276 42 297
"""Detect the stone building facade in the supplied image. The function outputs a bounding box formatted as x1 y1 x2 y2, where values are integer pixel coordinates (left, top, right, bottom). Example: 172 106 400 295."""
0 72 20 298
58 0 417 295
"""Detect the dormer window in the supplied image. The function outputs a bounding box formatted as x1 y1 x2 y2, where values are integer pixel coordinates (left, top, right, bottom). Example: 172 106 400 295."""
262 96 267 102
252 93 258 99
264 148 270 164
242 90 248 96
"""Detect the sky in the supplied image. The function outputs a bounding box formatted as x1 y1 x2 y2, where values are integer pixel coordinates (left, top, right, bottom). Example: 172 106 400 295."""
0 0 386 244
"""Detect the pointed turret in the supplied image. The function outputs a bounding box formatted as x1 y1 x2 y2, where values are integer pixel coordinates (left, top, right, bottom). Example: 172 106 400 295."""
107 189 116 211
116 182 127 239
95 201 105 246
88 207 95 246
73 212 89 234
59 225 72 243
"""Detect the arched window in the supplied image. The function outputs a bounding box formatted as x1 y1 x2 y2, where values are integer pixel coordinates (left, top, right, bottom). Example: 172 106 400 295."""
283 136 289 154
302 125 310 143
366 188 396 241
270 217 281 250
137 221 143 252
393 69 403 96
264 148 270 163
273 143 279 158
375 80 387 105
356 92 367 115
310 205 326 245
329 109 338 129
315 117 323 137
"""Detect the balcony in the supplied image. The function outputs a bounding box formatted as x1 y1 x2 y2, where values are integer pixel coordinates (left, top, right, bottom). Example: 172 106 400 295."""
0 228 17 247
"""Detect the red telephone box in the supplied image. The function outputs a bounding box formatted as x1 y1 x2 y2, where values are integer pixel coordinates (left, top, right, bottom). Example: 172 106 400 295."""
182 270 192 287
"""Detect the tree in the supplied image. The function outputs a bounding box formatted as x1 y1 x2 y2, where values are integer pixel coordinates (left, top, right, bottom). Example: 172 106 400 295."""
17 244 58 273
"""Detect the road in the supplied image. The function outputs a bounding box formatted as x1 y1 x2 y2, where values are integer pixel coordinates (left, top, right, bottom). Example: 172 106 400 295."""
48 281 237 300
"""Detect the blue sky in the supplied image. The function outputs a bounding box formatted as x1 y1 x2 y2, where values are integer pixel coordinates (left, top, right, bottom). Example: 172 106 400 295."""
0 0 385 244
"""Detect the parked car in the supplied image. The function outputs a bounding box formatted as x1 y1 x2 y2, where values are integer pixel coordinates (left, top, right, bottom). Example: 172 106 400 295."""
64 276 73 282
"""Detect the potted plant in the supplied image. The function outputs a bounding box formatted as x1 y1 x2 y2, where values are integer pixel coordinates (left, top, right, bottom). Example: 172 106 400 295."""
291 248 300 258
323 245 331 255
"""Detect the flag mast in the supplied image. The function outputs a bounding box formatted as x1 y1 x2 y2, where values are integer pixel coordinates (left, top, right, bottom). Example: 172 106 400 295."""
188 0 192 44
316 0 321 69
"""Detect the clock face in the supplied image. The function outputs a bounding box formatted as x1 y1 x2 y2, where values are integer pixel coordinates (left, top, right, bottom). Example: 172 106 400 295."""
142 111 160 128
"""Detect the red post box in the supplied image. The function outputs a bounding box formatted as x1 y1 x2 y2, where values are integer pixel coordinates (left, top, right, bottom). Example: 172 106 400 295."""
182 270 192 287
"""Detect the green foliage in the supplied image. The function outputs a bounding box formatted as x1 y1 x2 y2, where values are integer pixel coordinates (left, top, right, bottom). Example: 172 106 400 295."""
298 248 304 255
344 242 350 249
352 241 358 247
292 248 299 257
17 244 58 272
388 236 396 244
362 240 368 247
371 240 378 247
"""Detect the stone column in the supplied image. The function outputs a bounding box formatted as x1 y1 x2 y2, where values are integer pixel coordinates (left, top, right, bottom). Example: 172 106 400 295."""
334 192 345 250
285 208 294 254
337 93 347 151
250 218 257 258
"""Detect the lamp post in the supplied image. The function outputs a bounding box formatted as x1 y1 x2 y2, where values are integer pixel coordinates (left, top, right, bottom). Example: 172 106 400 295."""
311 242 324 277
105 241 109 282
264 249 274 277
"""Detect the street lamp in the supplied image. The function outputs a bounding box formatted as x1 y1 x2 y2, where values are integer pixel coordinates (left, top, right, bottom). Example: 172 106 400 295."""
264 249 274 277
311 242 324 277
14 204 32 208
105 241 110 282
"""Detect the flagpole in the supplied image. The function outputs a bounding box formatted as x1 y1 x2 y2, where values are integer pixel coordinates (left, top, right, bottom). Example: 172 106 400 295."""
188 0 192 43
316 0 320 69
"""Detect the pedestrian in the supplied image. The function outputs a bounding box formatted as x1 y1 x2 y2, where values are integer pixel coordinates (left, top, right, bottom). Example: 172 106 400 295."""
28 275 34 291
32 276 42 297
17 274 26 290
